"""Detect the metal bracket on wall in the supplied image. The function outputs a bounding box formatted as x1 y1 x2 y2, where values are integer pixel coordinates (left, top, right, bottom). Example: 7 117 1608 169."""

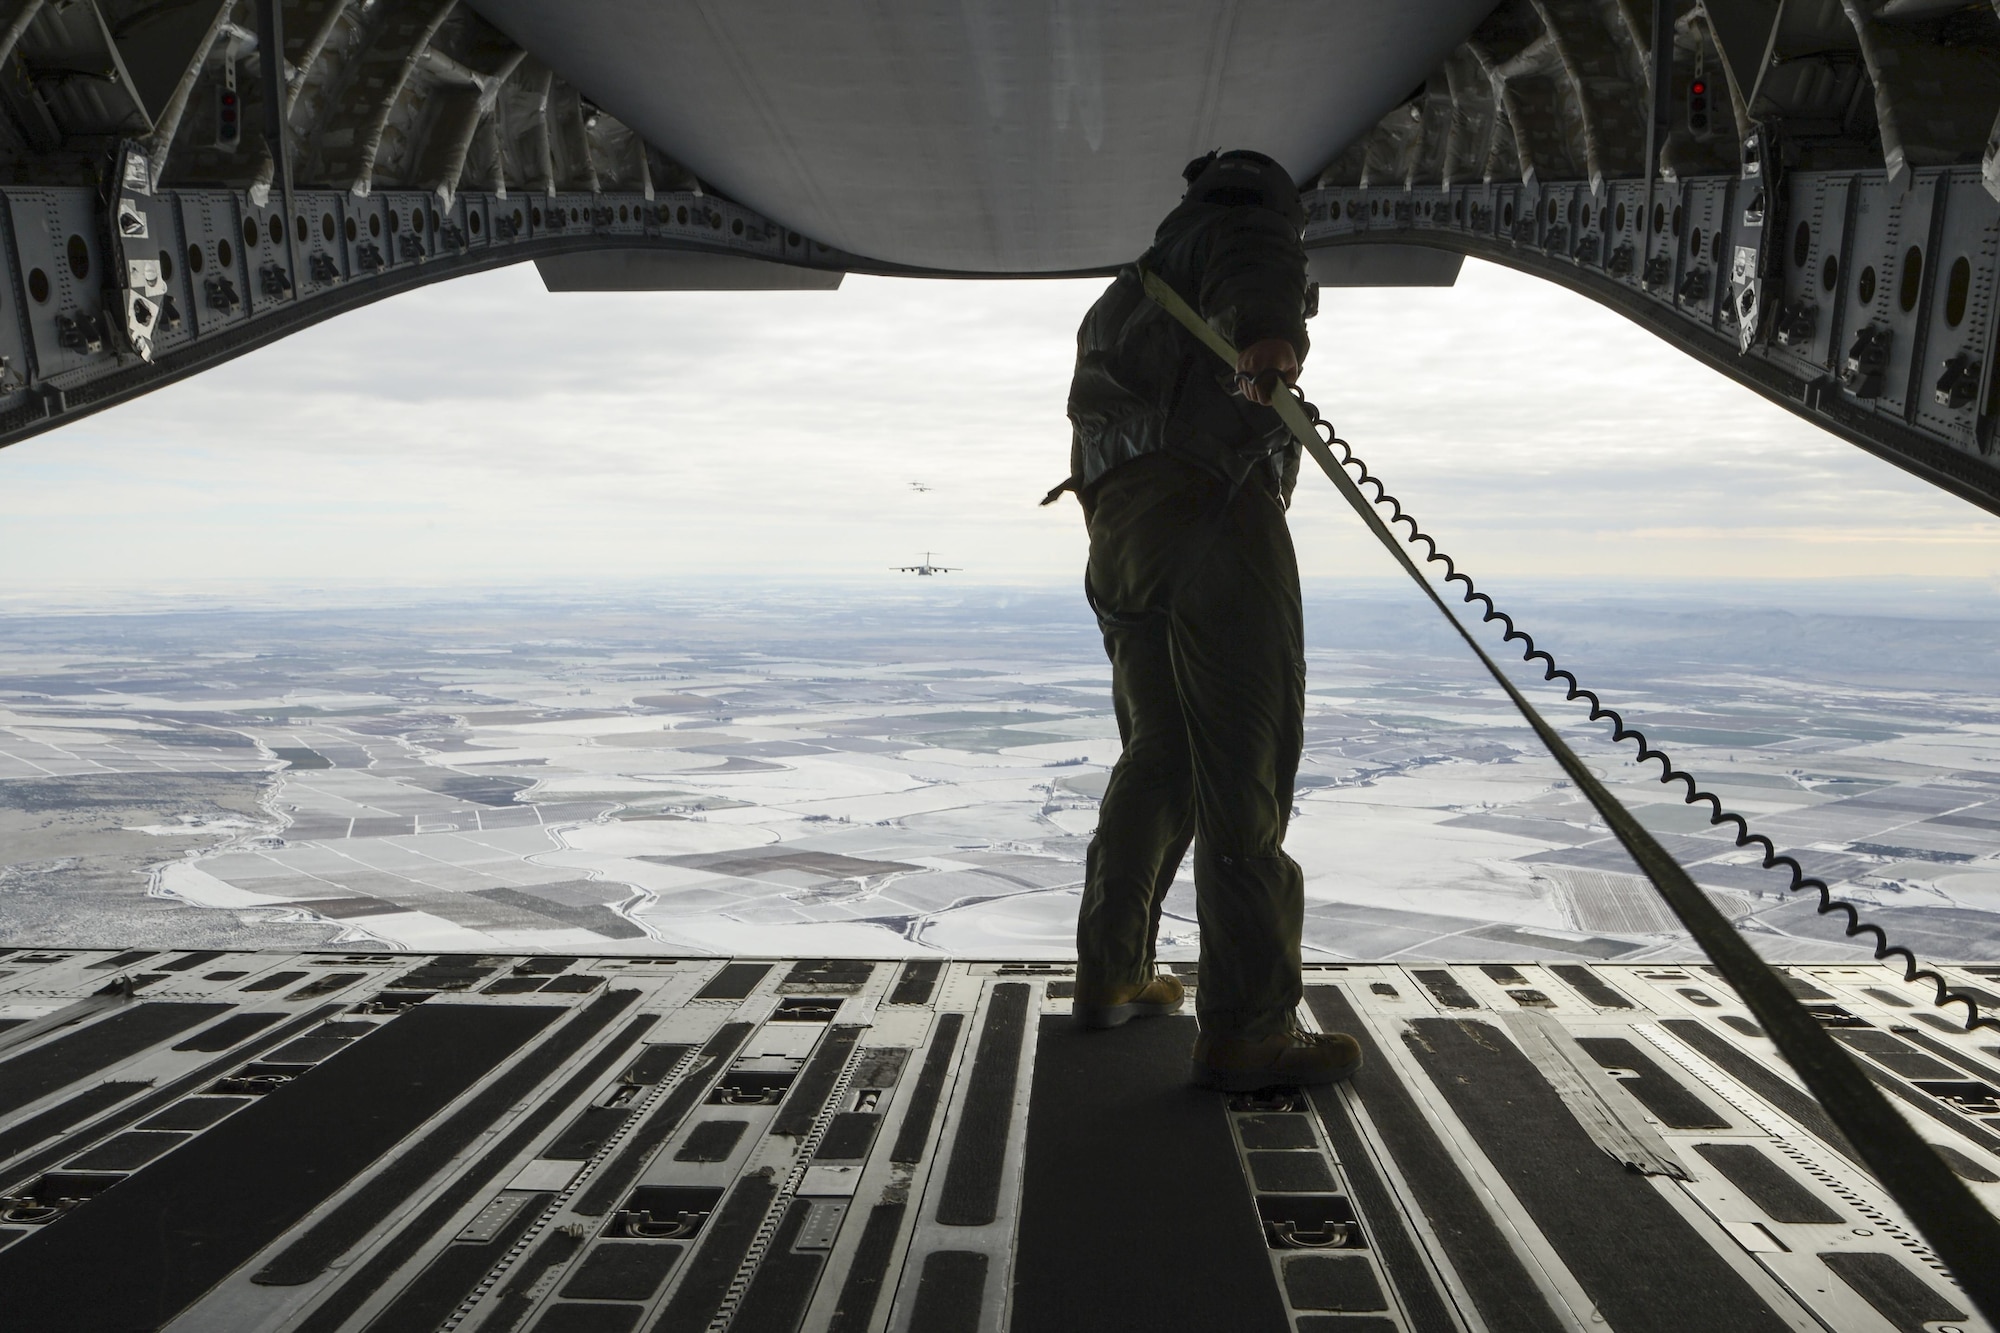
0 162 853 455
3 146 2000 520
1305 161 2000 517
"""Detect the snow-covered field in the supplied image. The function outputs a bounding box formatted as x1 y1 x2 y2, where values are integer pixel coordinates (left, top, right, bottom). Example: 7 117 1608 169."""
6 584 2000 965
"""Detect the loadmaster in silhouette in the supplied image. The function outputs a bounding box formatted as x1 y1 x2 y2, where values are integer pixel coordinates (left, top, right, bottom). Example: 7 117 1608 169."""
1049 149 1361 1090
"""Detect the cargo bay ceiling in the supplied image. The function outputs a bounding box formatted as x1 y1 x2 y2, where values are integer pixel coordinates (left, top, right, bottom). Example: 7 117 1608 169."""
463 1 1495 273
3 1 2000 513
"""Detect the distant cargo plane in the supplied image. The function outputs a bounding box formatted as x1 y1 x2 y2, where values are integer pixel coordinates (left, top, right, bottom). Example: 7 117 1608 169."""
895 553 956 575
908 481 932 493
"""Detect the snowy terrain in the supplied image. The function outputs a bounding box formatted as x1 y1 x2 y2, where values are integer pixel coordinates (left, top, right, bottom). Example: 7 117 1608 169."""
5 583 2000 968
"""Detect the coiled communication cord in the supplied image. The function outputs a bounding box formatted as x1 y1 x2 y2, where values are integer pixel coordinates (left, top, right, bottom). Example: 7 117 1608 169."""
1148 261 2000 1306
1298 399 1998 1034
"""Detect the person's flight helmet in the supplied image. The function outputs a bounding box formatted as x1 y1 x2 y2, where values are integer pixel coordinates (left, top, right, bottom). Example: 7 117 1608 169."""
1181 149 1306 231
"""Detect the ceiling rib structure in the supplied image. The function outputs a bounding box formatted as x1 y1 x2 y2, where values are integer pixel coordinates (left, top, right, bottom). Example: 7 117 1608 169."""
0 2 1993 503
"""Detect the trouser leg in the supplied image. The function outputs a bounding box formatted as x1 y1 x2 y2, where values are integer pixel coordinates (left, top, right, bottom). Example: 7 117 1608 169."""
1073 451 1304 1032
1171 478 1307 1041
1142 819 1195 971
1076 601 1195 990
1075 456 1203 993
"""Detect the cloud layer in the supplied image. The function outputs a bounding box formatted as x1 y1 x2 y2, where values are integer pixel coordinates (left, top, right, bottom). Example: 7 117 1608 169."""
2 257 1996 594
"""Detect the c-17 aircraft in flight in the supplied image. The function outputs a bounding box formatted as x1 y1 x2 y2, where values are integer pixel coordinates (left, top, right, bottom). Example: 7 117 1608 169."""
908 480 932 493
894 552 956 576
0 3 1996 1332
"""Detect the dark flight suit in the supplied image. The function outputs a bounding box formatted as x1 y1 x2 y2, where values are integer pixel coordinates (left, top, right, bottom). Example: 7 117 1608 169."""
1064 197 1312 1042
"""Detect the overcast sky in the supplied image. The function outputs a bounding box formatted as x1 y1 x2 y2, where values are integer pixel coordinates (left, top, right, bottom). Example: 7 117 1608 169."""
3 256 1999 604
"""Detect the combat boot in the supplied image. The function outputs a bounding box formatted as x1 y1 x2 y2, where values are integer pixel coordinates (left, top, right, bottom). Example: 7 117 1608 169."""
1189 1027 1362 1090
1071 971 1186 1029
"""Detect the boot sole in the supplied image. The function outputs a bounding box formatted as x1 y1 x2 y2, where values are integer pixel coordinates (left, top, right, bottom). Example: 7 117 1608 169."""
1188 1055 1362 1092
1073 997 1184 1030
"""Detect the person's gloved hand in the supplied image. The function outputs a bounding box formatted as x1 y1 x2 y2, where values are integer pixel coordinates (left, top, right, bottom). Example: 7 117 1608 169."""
1236 338 1300 405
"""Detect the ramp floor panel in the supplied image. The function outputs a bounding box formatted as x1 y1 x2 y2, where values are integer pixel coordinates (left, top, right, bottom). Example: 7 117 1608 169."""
0 952 1992 1332
1014 1014 1288 1333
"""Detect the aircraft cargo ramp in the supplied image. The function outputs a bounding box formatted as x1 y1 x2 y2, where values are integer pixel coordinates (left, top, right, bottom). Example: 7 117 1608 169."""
0 950 1994 1333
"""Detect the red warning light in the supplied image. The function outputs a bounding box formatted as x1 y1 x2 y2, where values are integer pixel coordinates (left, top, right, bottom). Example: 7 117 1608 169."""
1686 76 1712 138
